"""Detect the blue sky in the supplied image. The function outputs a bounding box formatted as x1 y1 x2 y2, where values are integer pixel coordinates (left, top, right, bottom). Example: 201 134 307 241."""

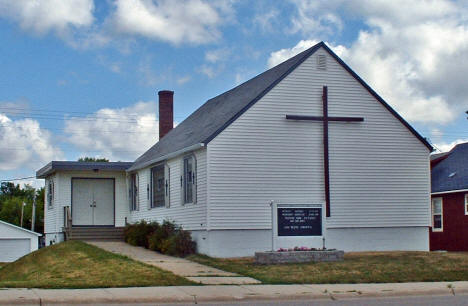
0 0 467 187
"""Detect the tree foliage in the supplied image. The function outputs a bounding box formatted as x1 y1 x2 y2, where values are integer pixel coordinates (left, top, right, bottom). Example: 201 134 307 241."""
77 157 109 162
0 182 44 233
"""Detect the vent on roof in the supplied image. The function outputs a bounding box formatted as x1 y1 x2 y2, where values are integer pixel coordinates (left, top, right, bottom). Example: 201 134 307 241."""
316 54 327 70
449 172 456 178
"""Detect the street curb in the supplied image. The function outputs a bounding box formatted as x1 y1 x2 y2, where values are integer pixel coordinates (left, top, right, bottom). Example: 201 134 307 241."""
1 282 467 304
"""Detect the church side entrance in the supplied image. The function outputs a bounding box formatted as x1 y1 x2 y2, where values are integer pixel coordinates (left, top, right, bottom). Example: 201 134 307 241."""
72 178 115 226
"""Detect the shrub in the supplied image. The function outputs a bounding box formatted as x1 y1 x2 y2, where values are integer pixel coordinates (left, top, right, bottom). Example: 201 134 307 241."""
172 229 196 257
159 237 176 255
157 228 196 257
126 220 196 257
124 220 159 248
148 220 177 252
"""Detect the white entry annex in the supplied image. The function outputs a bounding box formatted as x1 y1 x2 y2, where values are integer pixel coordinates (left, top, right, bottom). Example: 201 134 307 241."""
37 42 433 257
0 220 41 262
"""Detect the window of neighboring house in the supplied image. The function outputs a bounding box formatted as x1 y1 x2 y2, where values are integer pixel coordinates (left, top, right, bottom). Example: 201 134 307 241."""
432 197 443 231
129 173 139 211
150 165 166 208
47 179 54 208
465 194 468 215
182 154 197 204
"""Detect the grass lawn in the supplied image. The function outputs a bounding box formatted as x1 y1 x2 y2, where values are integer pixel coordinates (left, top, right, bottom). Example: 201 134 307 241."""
0 241 194 288
189 251 468 284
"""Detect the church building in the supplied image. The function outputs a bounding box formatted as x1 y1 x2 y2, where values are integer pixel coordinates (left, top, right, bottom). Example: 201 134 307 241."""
37 42 433 257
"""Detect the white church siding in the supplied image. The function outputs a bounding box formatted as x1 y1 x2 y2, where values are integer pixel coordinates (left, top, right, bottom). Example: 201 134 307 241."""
129 148 207 231
44 174 61 245
326 227 429 251
206 46 430 255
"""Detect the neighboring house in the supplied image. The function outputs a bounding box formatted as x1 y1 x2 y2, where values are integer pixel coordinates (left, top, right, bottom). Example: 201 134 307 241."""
430 142 468 251
37 41 433 257
0 220 41 262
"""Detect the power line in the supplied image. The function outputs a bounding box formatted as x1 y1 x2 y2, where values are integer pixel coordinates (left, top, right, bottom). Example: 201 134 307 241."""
0 107 187 120
0 124 162 134
1 176 36 182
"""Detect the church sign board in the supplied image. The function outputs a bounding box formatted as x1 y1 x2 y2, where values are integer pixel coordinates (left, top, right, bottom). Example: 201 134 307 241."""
272 203 324 250
277 207 322 236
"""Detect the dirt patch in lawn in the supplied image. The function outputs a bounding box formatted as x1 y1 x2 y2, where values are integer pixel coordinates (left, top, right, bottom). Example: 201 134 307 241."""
189 251 468 284
0 240 195 288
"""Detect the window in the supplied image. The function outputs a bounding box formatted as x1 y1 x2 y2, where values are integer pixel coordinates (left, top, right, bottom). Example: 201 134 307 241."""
129 173 139 211
432 197 443 231
150 164 170 208
465 194 468 215
47 179 54 208
182 154 197 204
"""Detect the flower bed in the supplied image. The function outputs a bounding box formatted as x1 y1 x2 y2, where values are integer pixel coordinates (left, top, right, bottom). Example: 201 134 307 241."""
255 248 344 264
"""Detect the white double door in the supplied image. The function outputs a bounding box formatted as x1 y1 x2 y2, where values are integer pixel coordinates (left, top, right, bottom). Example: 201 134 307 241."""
72 178 114 226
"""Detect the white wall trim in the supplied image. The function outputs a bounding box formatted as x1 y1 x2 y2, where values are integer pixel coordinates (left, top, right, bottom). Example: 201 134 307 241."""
432 188 468 195
465 194 468 216
0 220 41 236
206 144 211 231
431 197 443 232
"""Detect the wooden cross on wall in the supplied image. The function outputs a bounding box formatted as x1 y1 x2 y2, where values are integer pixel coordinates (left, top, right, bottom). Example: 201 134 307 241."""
286 86 364 217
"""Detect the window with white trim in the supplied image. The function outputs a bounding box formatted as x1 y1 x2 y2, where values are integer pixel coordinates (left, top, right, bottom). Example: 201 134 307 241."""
129 173 139 211
432 197 443 231
150 163 170 208
465 194 468 215
181 154 197 205
47 179 54 209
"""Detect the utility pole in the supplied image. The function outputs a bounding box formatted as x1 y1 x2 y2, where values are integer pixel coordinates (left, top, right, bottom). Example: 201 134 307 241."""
31 196 36 232
20 202 26 227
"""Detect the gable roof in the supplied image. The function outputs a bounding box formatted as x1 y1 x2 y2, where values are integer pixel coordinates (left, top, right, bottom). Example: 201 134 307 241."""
36 161 133 178
129 42 432 172
432 142 468 193
0 220 41 236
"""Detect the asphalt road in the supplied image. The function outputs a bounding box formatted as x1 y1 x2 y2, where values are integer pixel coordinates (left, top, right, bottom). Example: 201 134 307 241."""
127 293 468 306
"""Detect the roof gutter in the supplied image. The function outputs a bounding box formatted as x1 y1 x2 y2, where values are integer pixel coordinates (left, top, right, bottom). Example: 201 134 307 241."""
431 188 468 196
127 143 205 172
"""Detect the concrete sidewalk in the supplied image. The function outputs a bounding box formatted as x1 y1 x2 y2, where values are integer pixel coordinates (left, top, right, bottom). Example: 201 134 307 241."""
86 241 260 285
2 282 468 305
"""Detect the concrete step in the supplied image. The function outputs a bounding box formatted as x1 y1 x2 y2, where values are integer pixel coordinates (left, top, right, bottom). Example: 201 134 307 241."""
68 226 125 241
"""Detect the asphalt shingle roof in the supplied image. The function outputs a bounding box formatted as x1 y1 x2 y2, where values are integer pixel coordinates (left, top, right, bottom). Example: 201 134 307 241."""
129 41 432 172
432 142 468 193
128 43 323 171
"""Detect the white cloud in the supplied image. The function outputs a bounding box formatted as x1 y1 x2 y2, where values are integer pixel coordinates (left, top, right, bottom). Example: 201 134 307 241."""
289 0 343 36
0 0 94 36
0 114 63 171
64 101 160 161
276 0 468 125
253 9 279 33
177 75 191 85
110 0 232 45
434 138 468 153
268 39 319 68
267 39 345 68
198 65 217 78
205 48 230 63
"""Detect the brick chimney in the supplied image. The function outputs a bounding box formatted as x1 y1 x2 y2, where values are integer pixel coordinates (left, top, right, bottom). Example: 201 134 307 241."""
158 90 174 140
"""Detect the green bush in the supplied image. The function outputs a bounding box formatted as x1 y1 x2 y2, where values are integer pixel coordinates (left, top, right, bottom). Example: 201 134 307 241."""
127 220 196 257
172 229 196 257
148 220 176 252
124 220 159 248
